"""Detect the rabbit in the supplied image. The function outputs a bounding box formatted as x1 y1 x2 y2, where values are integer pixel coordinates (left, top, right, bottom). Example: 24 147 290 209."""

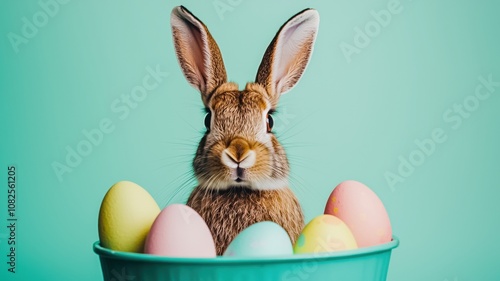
170 5 319 255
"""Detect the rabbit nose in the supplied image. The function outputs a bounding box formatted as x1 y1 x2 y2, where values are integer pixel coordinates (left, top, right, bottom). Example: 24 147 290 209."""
221 150 256 169
221 138 256 169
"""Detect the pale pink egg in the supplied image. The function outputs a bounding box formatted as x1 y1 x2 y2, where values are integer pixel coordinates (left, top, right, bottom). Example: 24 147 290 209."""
324 180 392 248
144 204 216 257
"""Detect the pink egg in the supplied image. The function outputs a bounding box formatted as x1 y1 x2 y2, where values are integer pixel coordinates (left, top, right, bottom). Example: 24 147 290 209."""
144 204 216 257
324 180 392 248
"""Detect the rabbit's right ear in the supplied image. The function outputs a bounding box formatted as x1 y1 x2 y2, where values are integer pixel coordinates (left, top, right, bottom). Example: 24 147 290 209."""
170 6 227 105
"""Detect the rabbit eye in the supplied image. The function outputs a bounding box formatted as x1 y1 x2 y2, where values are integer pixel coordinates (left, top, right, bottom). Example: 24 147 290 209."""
266 114 274 132
204 112 211 130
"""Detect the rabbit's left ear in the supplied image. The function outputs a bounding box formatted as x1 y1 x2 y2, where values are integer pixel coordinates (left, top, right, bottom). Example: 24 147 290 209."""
255 9 319 104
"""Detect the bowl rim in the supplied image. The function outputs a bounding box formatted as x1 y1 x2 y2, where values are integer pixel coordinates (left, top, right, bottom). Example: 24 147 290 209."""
93 236 399 265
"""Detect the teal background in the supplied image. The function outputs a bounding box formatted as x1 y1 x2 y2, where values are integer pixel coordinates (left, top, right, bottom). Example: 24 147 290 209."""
1 0 499 280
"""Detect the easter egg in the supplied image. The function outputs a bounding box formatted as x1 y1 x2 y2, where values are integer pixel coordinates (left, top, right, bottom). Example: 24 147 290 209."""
325 180 392 247
223 221 293 257
98 181 160 252
293 215 357 254
144 204 216 257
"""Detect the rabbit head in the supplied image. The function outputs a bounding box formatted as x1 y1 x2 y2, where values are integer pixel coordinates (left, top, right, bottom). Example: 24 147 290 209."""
170 6 319 192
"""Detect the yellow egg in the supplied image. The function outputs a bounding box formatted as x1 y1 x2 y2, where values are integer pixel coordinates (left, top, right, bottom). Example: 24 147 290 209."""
293 215 357 254
98 181 160 252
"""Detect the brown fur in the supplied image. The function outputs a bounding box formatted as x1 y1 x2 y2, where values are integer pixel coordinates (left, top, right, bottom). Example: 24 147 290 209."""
187 187 304 255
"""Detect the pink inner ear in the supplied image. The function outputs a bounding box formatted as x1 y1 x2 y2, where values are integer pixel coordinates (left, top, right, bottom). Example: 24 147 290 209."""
271 11 319 96
171 8 212 94
187 24 208 87
274 25 300 93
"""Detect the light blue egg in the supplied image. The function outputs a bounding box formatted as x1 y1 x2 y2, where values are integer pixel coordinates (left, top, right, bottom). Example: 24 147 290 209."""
223 221 293 257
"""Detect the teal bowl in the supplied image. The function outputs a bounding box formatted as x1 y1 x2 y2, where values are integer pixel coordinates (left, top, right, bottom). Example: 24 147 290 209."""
93 237 399 281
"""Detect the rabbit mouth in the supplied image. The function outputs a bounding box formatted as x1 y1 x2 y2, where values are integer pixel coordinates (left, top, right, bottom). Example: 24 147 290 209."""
230 168 247 184
234 167 245 183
